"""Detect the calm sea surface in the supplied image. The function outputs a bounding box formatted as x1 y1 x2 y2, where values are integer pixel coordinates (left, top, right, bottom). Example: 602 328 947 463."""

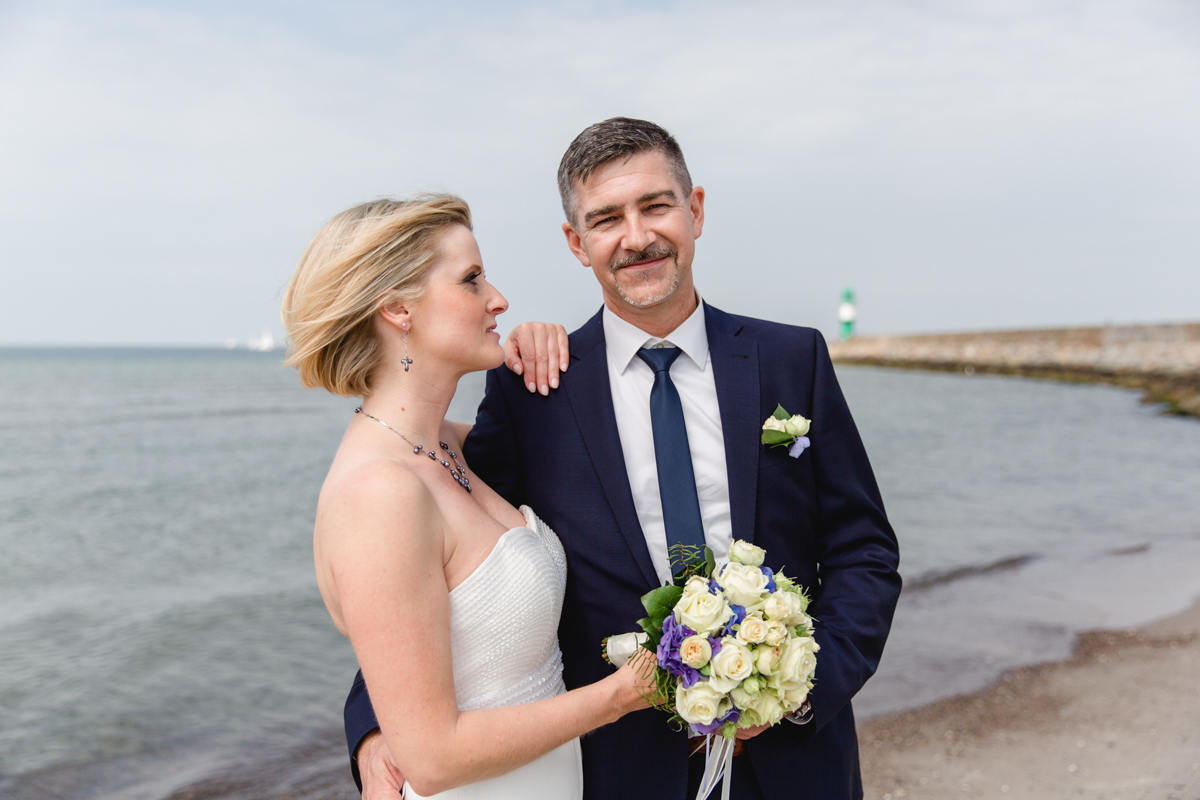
2 349 1199 799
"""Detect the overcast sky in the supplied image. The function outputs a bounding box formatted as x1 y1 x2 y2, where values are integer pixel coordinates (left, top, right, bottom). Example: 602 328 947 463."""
1 0 1197 346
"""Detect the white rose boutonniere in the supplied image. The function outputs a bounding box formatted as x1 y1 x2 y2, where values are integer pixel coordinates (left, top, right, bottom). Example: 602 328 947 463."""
761 404 811 458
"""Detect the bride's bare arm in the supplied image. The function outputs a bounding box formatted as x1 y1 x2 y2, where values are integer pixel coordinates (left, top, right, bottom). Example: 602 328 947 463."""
320 463 646 797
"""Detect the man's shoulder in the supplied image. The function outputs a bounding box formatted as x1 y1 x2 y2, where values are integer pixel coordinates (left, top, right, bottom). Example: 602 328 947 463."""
708 305 826 352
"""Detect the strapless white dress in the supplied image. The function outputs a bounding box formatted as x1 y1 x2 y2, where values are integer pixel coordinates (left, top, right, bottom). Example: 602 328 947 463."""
403 505 582 800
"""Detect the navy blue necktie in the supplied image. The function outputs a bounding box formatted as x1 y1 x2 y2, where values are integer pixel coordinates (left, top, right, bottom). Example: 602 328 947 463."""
637 347 706 568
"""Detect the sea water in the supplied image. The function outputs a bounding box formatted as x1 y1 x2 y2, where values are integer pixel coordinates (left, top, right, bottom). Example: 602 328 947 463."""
1 349 1198 799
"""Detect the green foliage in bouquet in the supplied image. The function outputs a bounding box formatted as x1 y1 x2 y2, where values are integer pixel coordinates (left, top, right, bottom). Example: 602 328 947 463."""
629 543 719 722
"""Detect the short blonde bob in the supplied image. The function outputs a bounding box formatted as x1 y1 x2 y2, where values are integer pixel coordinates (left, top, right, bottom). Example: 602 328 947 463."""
282 194 472 397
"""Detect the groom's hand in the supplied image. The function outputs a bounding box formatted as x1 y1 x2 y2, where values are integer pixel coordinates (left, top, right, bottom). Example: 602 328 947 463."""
357 730 404 799
504 323 570 395
734 723 770 740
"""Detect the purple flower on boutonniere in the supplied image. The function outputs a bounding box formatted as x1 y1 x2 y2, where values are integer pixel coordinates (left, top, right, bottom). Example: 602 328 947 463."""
762 404 811 459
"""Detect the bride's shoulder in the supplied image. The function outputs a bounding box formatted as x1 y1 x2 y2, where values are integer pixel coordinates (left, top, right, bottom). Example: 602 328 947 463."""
317 457 439 547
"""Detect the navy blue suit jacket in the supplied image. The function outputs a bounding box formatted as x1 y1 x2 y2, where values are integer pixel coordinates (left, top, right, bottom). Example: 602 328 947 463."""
343 304 901 800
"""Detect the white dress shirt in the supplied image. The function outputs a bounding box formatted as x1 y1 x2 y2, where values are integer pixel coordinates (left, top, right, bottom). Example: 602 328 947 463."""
603 300 733 586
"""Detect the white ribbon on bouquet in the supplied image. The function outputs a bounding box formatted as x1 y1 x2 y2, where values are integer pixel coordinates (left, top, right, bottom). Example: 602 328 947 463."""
605 632 735 800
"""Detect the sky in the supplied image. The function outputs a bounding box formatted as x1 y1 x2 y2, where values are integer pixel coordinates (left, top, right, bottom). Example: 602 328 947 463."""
0 0 1197 346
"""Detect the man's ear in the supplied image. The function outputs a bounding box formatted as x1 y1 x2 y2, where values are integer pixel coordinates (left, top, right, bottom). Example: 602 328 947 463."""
562 222 592 268
689 186 705 241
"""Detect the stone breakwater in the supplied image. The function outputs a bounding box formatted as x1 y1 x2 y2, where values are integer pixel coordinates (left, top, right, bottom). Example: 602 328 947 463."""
828 322 1200 418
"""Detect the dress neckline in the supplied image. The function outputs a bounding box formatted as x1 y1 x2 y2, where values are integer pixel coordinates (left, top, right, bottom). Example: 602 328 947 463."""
448 505 537 596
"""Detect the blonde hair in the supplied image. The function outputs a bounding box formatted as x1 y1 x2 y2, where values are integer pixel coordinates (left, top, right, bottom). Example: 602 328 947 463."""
282 194 472 397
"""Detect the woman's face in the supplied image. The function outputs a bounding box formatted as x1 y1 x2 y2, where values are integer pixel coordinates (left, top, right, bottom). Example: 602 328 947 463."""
409 225 508 374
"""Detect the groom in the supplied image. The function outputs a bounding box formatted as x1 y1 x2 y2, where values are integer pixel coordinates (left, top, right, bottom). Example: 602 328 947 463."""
347 117 901 799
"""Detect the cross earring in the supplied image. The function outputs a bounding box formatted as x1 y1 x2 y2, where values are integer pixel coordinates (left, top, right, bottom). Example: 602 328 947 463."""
401 331 413 372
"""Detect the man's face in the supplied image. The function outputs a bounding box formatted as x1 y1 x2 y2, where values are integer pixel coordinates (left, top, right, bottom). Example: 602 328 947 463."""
563 150 704 319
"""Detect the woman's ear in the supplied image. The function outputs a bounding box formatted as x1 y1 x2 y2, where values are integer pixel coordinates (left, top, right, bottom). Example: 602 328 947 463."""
378 295 411 333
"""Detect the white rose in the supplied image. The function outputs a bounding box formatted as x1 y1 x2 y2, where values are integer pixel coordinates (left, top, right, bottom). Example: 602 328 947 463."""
679 635 712 669
735 615 768 645
776 637 819 692
762 417 788 433
763 620 788 647
755 645 782 676
739 690 786 728
783 686 811 713
730 684 756 711
728 540 766 567
783 414 810 437
678 575 711 606
675 681 730 727
715 563 772 613
676 586 733 636
763 590 803 625
708 638 754 693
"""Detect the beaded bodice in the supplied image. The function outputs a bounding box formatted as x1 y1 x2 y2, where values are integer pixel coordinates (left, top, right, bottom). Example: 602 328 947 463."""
447 506 568 711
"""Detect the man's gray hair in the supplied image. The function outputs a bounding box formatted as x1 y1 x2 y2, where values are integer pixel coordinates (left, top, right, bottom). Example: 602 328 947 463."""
557 117 693 225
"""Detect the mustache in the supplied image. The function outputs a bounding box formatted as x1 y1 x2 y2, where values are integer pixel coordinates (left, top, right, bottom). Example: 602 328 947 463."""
610 245 678 272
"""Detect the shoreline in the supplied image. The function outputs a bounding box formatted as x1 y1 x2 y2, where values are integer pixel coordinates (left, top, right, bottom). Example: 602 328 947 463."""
859 596 1200 799
829 322 1200 418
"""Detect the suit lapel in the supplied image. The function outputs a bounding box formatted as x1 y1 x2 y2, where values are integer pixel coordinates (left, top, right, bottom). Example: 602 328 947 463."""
564 310 660 588
705 304 761 544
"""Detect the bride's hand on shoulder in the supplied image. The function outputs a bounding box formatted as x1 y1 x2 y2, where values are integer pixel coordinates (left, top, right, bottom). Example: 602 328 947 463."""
504 323 569 395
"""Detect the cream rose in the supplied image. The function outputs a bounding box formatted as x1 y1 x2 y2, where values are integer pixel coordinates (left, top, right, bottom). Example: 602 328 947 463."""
763 590 803 625
776 637 819 692
679 635 712 669
715 563 772 613
707 638 754 693
763 619 788 647
675 585 733 636
728 540 766 567
761 417 788 433
675 681 730 727
783 414 810 437
735 614 768 645
755 645 782 676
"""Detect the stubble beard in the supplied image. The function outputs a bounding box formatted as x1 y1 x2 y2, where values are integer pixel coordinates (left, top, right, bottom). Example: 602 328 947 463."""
610 245 681 308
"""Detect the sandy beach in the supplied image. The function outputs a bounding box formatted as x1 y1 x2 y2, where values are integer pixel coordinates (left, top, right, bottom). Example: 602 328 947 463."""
860 597 1200 800
144 599 1200 800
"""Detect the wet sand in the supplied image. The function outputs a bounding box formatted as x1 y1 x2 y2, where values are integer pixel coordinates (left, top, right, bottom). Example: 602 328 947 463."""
859 597 1200 800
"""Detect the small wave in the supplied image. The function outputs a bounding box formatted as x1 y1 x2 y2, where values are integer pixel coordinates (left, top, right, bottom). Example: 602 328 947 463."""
906 554 1039 591
1109 543 1151 556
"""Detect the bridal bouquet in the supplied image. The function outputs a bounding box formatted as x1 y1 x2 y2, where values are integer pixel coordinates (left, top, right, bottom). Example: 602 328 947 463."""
605 541 817 797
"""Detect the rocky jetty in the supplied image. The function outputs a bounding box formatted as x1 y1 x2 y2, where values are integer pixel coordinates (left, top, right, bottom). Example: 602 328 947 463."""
828 322 1200 418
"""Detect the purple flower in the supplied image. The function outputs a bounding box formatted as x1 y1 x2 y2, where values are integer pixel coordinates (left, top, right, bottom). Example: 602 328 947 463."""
708 578 721 594
788 436 810 458
721 604 746 638
657 614 702 688
761 566 777 594
689 704 743 737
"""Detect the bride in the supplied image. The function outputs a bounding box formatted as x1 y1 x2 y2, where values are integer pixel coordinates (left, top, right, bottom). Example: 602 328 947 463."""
281 194 651 799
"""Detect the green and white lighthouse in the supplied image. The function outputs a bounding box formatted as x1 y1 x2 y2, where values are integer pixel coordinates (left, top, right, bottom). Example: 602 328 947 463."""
838 287 856 341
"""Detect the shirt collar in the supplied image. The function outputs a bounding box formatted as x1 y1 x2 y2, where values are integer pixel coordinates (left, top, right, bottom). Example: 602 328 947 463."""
603 294 709 375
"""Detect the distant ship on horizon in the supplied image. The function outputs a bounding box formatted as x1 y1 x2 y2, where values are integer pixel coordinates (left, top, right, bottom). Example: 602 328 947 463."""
225 330 279 352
